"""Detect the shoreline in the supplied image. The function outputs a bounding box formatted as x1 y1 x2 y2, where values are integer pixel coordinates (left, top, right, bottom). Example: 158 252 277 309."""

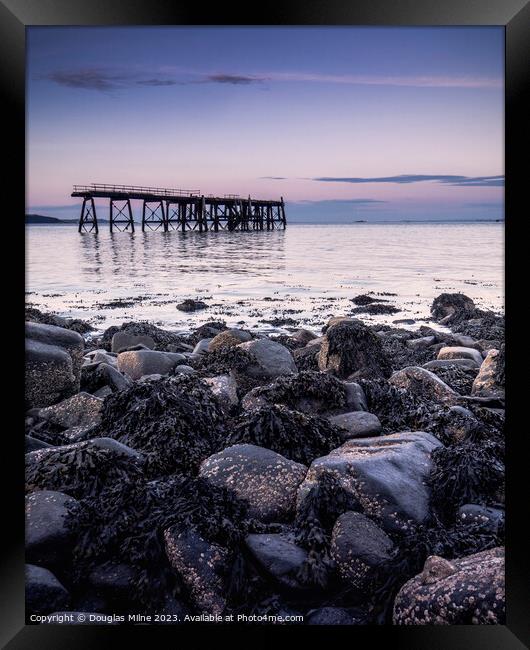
25 291 505 626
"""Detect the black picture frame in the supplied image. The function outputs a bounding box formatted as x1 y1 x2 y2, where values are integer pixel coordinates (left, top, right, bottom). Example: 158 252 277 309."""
3 0 528 646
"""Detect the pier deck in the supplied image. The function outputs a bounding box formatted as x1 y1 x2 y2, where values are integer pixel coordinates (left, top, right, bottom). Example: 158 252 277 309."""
72 184 286 233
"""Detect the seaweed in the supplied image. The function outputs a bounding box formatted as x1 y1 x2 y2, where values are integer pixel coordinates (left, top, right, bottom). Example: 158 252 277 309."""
191 345 256 377
98 375 226 477
25 444 145 499
427 363 478 395
428 440 505 522
228 404 343 466
244 370 349 415
101 321 186 351
67 474 256 609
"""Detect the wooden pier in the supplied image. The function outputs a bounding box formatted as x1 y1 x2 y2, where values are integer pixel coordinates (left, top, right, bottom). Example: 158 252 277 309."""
72 184 287 233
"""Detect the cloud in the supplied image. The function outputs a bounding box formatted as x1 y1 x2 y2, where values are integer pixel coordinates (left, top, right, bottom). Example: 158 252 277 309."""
135 79 178 87
204 74 267 85
290 198 386 205
259 176 287 180
312 174 504 187
45 69 127 91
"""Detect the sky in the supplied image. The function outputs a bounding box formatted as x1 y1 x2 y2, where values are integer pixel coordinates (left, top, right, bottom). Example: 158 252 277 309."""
26 26 504 222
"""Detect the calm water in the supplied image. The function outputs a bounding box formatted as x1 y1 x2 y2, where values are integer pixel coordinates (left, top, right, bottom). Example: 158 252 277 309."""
26 223 504 335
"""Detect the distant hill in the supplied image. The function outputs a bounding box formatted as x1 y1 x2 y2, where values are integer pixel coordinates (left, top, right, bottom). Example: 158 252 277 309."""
25 214 63 224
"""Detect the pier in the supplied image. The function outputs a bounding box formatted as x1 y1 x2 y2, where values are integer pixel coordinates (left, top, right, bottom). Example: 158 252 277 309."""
72 184 287 233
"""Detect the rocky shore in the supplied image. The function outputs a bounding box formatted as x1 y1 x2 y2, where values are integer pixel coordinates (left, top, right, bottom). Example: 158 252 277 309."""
25 292 505 625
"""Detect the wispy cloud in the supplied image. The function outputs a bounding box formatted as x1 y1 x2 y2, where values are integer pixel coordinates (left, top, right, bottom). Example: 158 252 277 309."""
43 67 502 92
290 198 386 205
259 176 287 180
312 174 504 187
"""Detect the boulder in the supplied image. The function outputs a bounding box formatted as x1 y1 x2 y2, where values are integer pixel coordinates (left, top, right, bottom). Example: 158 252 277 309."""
472 349 504 398
25 490 78 567
39 392 103 429
431 293 476 324
245 532 308 590
406 336 436 349
327 412 382 440
330 511 394 591
457 504 504 534
318 320 391 380
111 331 155 353
164 526 228 615
87 562 137 606
423 358 478 371
292 329 318 345
389 366 457 402
174 364 196 375
393 547 505 625
306 607 358 625
192 338 213 355
200 444 307 523
238 339 297 379
176 298 208 312
25 564 69 616
82 362 132 394
209 329 252 351
117 350 186 380
437 346 483 367
25 436 52 453
204 374 239 407
297 432 442 534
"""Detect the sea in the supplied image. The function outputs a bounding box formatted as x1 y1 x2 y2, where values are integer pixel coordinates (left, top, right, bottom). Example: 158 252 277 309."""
26 222 504 336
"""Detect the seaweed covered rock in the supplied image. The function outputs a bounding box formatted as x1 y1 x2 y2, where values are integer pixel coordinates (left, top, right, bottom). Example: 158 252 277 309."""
111 331 155 353
245 532 309 590
204 374 239 409
25 490 78 567
429 440 505 520
238 338 297 379
117 349 186 380
241 370 355 415
297 432 442 534
457 504 505 535
192 345 256 378
97 376 226 477
25 438 145 499
472 348 504 398
330 511 394 591
393 547 505 624
200 444 307 523
81 361 132 395
318 320 392 380
293 344 321 372
431 293 476 325
26 564 70 616
102 321 187 352
26 322 84 409
67 474 251 610
424 363 478 396
164 526 228 615
389 366 457 402
227 405 344 466
209 329 252 351
39 392 103 429
328 411 382 440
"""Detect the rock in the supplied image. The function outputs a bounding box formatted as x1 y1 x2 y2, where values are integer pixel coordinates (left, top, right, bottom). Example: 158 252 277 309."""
25 490 78 567
200 444 307 523
393 547 505 625
90 351 118 366
472 349 504 397
330 512 394 591
306 607 358 625
389 366 457 402
117 350 186 380
318 320 391 380
405 336 436 349
452 334 480 348
174 364 197 375
437 346 483 366
423 358 479 371
25 436 52 453
25 564 69 615
192 338 213 355
88 562 137 605
209 329 252 351
343 382 368 411
457 504 505 534
245 532 308 589
298 432 442 534
327 412 382 440
164 526 228 615
111 331 155 353
431 293 476 324
26 341 74 410
238 339 297 379
39 392 103 429
82 362 132 394
204 374 239 407
93 386 113 399
292 329 318 345
176 298 208 312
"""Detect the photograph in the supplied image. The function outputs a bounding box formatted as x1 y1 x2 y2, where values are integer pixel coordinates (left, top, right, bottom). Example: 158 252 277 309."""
21 21 510 631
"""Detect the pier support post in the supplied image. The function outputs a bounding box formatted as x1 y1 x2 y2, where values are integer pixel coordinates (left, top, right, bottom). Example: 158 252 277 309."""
110 198 134 232
142 200 166 231
280 197 287 229
78 196 98 233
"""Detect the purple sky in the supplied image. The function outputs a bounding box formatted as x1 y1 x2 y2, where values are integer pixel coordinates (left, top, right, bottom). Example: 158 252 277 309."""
26 26 504 222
